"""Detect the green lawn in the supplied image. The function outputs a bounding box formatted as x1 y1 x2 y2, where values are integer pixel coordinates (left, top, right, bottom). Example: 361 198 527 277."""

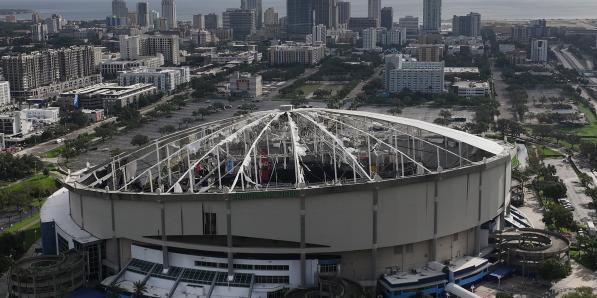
575 103 597 137
540 146 563 157
44 145 64 158
1 174 57 194
3 212 40 234
297 84 322 96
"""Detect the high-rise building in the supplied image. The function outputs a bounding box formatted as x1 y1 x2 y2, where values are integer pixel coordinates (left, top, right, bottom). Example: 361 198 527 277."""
128 12 138 27
348 17 377 33
314 0 337 29
287 0 314 36
32 12 43 24
362 28 378 49
161 0 177 29
337 1 351 26
384 53 444 94
382 27 407 46
531 39 548 63
193 14 204 30
223 9 256 40
0 81 11 107
452 12 481 37
511 25 529 43
142 35 180 65
205 13 219 30
406 44 444 62
150 10 160 29
137 2 150 28
368 0 382 27
264 7 279 26
269 43 326 65
241 0 263 29
381 7 393 30
112 0 129 18
398 16 419 39
119 35 141 60
312 24 327 44
423 0 441 34
31 23 48 42
0 46 100 99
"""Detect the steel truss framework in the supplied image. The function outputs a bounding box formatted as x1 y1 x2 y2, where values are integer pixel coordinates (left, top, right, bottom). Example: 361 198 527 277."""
76 109 497 194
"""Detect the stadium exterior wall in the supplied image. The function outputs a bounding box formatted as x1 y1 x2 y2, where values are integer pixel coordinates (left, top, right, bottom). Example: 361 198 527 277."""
61 151 510 284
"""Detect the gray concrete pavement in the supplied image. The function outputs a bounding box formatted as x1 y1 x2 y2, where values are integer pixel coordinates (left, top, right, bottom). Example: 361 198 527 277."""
544 159 596 223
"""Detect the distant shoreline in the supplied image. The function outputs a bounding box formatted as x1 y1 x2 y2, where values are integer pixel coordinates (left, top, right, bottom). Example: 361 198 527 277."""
0 9 33 15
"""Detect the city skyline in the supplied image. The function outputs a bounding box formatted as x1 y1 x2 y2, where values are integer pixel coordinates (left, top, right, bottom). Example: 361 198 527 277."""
4 0 597 21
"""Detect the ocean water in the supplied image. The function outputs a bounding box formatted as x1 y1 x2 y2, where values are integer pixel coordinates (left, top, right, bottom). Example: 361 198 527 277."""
1 0 597 21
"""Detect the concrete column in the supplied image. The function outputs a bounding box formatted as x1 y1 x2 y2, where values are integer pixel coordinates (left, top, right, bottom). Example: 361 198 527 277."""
79 193 84 229
226 199 233 278
300 193 306 287
371 187 379 283
475 167 484 255
432 179 439 261
160 200 169 271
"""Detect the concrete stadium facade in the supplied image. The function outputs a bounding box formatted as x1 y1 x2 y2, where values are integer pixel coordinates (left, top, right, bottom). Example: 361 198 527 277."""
41 108 512 297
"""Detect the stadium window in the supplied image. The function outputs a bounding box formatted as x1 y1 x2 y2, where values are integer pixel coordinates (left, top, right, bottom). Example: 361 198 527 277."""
319 264 337 273
203 212 217 235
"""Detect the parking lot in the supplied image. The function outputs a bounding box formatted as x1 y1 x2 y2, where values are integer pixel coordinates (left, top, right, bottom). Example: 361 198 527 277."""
544 158 596 223
66 99 326 171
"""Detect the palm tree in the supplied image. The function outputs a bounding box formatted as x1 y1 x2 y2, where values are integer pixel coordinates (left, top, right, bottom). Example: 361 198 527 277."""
132 280 148 298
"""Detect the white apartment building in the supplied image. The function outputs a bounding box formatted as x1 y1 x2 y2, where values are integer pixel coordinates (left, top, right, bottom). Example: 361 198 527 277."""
385 54 444 94
118 66 190 92
119 35 141 60
119 35 180 65
268 43 326 65
230 72 262 98
531 39 548 63
20 107 60 124
0 82 11 107
362 28 378 50
100 54 164 77
383 27 407 46
452 81 490 97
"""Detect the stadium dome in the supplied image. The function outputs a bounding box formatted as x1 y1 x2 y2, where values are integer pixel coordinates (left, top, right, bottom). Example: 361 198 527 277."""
42 108 513 298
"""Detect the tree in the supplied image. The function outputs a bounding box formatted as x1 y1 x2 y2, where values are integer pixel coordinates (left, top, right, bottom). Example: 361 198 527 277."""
159 125 176 136
132 280 148 298
578 172 593 188
196 108 210 119
543 204 574 230
496 119 524 137
537 259 570 281
131 135 150 147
